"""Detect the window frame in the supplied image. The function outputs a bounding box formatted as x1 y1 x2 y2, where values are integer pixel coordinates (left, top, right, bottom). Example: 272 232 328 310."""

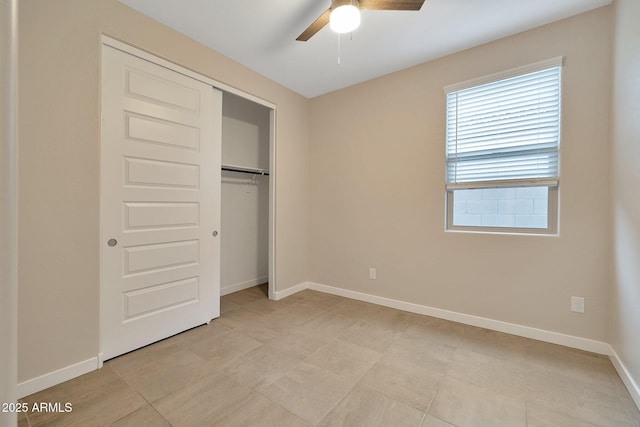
445 185 559 235
444 57 564 235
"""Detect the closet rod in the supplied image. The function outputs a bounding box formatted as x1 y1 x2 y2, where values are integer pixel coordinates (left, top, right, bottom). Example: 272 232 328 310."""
221 165 270 176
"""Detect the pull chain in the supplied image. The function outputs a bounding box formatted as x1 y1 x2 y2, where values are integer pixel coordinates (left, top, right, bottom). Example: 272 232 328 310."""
337 32 354 65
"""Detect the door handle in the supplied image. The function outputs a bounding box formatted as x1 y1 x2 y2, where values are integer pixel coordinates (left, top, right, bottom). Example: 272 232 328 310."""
107 239 118 247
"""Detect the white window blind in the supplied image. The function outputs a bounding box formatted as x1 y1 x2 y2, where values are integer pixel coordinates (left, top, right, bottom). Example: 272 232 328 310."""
446 63 562 189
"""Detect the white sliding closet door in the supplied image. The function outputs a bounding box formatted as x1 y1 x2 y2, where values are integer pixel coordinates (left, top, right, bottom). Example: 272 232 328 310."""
100 45 221 360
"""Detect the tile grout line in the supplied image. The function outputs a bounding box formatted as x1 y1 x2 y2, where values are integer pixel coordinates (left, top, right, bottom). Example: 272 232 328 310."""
107 361 173 426
250 387 312 426
108 346 223 426
424 376 446 425
417 411 428 427
238 291 378 426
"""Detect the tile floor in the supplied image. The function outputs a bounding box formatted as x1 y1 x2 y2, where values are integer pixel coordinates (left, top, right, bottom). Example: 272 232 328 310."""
19 285 640 426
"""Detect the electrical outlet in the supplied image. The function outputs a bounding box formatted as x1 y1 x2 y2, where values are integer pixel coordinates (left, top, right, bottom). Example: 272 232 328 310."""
571 296 585 313
369 268 376 280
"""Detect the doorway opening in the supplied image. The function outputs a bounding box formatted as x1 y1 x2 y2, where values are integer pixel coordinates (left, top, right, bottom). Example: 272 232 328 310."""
220 92 274 301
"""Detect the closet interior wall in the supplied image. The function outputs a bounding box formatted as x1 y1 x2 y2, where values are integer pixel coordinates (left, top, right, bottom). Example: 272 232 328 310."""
220 92 270 295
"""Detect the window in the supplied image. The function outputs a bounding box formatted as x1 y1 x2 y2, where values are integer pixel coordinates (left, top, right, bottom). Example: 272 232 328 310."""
445 57 563 234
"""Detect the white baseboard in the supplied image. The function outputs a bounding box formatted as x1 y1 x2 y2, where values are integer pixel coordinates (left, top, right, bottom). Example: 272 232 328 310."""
220 276 268 296
609 346 640 409
273 281 309 301
298 282 640 410
306 282 610 355
17 356 99 398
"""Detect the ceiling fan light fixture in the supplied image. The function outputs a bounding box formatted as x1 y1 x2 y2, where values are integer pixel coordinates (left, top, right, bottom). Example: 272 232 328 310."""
296 0 424 42
329 4 360 34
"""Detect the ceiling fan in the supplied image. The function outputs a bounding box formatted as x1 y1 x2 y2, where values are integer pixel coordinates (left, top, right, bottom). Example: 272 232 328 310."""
296 0 426 42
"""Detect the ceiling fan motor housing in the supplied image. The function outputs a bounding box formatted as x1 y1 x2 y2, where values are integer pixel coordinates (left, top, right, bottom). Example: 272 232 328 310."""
330 0 361 33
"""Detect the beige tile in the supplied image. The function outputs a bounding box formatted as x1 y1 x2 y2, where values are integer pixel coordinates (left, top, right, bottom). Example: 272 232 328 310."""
402 316 467 347
525 402 601 427
525 364 584 408
188 329 263 367
357 336 451 411
23 365 121 407
20 286 639 427
338 320 399 353
305 338 381 383
222 288 266 306
265 328 334 358
295 309 358 339
288 289 346 311
328 298 381 320
460 327 530 364
525 367 639 426
318 386 424 427
619 393 640 425
365 306 415 333
608 370 640 399
222 344 302 390
264 301 326 329
216 306 268 329
446 347 527 399
216 308 283 342
213 393 310 427
359 357 443 411
524 340 618 391
420 415 455 427
573 383 637 425
110 405 170 426
220 297 241 314
259 362 353 425
153 372 253 426
170 320 233 348
245 283 269 297
107 338 183 377
29 377 146 427
382 334 456 375
429 376 526 427
115 349 215 402
242 297 289 315
23 365 126 425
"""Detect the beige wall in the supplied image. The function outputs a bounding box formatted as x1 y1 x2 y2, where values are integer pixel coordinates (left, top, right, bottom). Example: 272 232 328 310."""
611 0 640 393
18 0 309 382
309 7 612 341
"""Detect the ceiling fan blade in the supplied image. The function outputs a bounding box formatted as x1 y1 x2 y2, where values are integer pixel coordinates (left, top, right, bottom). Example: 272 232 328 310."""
359 0 425 10
296 7 331 41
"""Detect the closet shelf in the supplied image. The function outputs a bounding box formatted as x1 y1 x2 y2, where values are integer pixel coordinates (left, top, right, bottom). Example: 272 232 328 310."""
221 164 270 176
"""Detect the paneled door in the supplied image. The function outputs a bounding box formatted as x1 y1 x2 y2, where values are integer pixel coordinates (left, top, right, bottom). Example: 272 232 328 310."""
100 45 221 360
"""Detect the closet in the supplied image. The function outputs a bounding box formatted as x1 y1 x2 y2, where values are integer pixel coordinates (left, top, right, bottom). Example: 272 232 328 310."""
100 37 276 361
220 92 272 297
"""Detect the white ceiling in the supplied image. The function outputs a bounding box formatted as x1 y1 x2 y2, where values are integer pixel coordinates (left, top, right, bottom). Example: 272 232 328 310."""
119 0 611 99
